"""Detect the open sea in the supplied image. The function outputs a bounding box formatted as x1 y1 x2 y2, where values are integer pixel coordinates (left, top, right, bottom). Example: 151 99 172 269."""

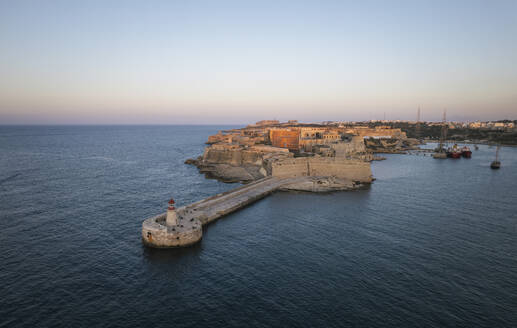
0 125 516 328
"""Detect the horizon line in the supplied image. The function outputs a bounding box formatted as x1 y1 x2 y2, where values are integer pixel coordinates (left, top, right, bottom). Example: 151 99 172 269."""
1 118 516 126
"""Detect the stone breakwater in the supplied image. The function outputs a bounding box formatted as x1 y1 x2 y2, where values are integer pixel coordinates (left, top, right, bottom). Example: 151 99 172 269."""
142 174 370 248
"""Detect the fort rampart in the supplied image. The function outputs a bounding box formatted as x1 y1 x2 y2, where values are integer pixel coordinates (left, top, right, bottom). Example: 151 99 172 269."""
271 157 372 182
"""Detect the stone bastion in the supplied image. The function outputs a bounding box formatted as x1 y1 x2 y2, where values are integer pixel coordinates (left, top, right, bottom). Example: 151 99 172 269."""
142 209 203 248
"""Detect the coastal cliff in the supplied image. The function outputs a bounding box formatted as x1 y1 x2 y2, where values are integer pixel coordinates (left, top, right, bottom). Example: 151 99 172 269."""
186 144 292 183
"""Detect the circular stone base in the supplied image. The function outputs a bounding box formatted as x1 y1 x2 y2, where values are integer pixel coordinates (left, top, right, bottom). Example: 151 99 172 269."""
142 213 202 248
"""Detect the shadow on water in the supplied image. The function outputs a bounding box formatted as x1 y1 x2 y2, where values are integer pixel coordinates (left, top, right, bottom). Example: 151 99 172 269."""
141 240 203 265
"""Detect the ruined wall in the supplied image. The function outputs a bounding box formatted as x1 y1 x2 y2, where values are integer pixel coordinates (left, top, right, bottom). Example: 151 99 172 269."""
271 157 372 182
256 120 280 126
331 136 366 157
202 145 289 166
299 127 328 138
207 133 234 144
300 136 366 155
345 127 407 139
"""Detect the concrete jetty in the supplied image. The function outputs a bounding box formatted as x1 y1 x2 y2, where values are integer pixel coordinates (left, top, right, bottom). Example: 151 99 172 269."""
142 176 304 248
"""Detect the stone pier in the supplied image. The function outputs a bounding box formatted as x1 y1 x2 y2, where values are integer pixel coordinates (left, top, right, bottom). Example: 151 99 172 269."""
142 177 304 248
142 158 373 248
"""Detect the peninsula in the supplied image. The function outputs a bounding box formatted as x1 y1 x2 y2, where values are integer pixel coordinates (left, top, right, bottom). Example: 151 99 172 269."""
185 120 417 186
142 120 415 248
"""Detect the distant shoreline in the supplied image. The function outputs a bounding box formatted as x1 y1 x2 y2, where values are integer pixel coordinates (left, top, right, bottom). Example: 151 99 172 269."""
422 139 517 147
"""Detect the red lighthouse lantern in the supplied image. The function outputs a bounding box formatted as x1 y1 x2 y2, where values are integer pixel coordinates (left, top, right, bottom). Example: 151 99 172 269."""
168 198 175 211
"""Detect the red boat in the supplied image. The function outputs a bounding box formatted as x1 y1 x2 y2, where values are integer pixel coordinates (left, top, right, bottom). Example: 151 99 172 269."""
461 146 472 158
447 144 462 158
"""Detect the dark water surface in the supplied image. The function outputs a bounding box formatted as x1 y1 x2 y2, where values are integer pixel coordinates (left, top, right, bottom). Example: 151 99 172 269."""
1 126 516 328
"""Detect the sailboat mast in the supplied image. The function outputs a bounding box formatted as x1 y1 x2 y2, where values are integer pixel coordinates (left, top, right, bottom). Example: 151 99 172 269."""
439 109 447 151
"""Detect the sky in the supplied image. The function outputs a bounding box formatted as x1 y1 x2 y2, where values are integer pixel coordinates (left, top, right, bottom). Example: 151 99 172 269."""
1 0 516 124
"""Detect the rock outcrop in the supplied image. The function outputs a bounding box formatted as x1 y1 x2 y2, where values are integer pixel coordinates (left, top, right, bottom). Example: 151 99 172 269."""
279 176 367 192
186 144 292 183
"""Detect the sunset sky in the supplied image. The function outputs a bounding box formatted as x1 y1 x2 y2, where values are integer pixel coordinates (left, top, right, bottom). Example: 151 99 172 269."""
1 0 516 124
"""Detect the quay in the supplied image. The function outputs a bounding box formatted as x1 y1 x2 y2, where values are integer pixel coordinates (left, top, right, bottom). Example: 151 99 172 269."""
142 176 304 248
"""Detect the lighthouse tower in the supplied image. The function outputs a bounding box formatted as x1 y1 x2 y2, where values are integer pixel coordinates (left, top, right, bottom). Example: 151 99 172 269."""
166 198 178 226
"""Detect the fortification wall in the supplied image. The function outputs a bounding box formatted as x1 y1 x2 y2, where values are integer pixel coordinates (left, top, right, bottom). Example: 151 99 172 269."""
241 150 263 165
142 213 202 248
270 158 309 177
271 157 372 182
203 147 243 165
308 158 372 182
250 145 289 153
331 136 366 157
202 146 288 166
345 127 407 139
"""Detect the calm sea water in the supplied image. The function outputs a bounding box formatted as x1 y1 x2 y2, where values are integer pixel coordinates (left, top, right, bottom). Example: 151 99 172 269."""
0 126 516 328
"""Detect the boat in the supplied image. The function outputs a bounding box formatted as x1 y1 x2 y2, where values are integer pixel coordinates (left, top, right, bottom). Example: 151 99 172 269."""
448 144 462 158
461 146 472 158
490 146 501 169
433 110 448 159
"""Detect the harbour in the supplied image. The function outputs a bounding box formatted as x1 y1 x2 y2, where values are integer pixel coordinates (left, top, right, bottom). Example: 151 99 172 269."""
2 0 517 326
1 125 516 327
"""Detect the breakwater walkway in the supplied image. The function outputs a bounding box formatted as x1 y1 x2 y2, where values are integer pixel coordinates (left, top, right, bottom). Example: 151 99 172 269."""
142 176 304 247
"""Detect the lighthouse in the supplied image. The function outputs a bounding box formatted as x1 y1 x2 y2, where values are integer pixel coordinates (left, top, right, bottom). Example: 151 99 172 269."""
166 198 178 226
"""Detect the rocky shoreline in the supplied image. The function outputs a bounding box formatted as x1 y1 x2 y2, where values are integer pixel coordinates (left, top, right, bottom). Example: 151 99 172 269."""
279 176 369 192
